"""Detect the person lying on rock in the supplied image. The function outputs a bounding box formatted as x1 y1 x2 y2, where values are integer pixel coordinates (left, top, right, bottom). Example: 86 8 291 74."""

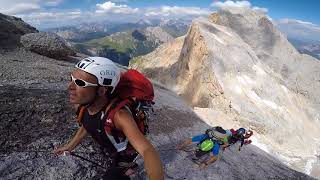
53 57 164 180
177 126 253 168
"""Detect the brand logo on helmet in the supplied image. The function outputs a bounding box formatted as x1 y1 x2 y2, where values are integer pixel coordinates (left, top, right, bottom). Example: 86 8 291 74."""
100 70 116 77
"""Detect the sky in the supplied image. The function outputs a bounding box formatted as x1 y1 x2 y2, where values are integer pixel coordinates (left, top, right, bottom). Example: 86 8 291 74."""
0 0 319 29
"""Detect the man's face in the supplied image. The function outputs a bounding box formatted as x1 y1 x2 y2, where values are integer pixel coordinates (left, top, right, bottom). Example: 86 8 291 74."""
68 69 98 105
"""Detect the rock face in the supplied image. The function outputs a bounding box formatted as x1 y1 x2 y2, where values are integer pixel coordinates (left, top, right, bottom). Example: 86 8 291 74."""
288 39 320 60
73 27 173 66
0 49 315 179
0 13 38 49
130 8 320 177
21 32 76 60
0 10 316 179
298 43 320 59
130 36 184 87
144 26 174 43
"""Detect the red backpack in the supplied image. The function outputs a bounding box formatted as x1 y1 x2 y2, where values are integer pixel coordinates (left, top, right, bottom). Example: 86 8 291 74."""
106 69 154 135
77 69 154 153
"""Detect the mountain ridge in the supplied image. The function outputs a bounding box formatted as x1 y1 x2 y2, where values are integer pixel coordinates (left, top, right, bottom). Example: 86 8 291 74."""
130 9 320 177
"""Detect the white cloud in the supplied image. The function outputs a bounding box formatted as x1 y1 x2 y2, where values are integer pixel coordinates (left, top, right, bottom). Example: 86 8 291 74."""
95 1 138 14
211 0 251 8
276 18 320 42
252 6 268 13
7 1 140 28
277 18 320 32
278 18 316 26
18 9 85 28
211 1 268 14
295 20 314 26
44 0 64 7
108 0 128 2
1 3 41 15
145 6 211 17
5 1 209 29
0 0 64 15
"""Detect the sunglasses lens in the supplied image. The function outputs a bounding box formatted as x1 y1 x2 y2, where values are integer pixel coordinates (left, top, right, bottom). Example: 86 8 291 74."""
75 79 86 87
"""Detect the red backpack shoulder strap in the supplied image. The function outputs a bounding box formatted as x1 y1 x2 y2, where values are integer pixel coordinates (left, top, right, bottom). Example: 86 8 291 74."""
76 106 86 126
104 99 133 128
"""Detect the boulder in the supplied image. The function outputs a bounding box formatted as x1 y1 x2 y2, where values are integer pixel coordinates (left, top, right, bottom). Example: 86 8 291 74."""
21 32 76 60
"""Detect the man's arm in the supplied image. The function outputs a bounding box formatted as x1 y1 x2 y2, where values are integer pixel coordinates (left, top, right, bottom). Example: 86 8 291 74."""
114 109 164 180
201 142 221 168
53 126 88 155
177 134 208 150
221 141 229 149
200 153 218 168
176 138 192 150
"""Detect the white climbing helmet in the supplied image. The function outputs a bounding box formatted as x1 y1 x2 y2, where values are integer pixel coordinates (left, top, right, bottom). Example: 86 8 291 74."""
75 57 120 93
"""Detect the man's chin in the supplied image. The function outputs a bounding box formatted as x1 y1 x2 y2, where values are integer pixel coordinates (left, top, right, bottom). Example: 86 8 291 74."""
69 97 77 104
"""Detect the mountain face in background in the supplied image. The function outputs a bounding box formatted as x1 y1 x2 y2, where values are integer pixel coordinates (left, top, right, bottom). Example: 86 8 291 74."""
45 19 189 66
72 27 175 66
276 19 320 60
130 8 320 178
45 21 151 42
287 38 320 60
46 19 189 42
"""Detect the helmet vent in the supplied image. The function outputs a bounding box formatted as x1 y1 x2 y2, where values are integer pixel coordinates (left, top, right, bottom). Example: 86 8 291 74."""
103 78 112 85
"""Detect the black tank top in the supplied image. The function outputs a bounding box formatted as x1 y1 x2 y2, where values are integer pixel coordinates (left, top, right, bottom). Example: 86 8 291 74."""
81 109 117 154
80 106 139 166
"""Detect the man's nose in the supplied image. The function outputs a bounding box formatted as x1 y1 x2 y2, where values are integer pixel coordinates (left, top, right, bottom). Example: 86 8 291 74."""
68 80 76 90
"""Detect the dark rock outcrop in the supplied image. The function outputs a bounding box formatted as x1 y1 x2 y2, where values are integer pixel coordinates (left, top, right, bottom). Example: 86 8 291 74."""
0 83 315 180
21 32 76 60
0 13 38 49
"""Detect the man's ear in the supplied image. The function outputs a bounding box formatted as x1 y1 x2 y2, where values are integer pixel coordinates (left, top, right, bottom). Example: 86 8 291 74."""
97 86 108 96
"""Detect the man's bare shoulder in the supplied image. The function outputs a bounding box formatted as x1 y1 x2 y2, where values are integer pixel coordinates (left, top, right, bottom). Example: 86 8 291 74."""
113 108 135 130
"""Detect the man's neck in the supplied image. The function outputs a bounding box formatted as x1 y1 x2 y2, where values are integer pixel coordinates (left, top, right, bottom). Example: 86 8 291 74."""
87 97 109 115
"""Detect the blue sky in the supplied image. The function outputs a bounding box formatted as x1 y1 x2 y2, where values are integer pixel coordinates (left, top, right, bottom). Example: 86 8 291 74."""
250 0 320 25
49 0 320 24
0 0 319 28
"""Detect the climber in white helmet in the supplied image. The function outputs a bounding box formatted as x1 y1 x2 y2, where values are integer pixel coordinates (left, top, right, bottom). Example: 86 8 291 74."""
53 57 164 180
